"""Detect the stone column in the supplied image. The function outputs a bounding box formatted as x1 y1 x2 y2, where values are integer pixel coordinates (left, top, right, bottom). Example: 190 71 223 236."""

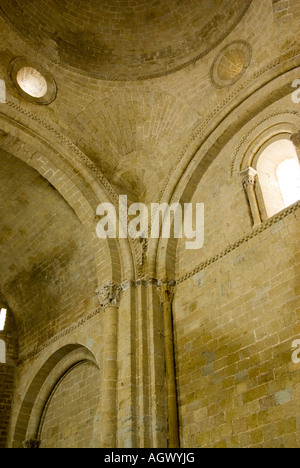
240 166 262 227
96 282 122 448
157 281 180 449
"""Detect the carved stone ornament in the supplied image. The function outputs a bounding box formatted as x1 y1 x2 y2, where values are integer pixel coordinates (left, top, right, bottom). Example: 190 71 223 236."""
241 166 258 189
210 41 252 88
157 281 176 306
96 282 122 309
23 439 41 449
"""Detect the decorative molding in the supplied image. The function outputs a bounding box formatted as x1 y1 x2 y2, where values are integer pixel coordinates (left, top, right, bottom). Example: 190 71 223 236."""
2 101 145 273
4 99 119 203
176 201 300 285
96 282 122 309
3 52 300 275
241 166 258 189
8 57 57 105
210 41 252 89
1 23 299 278
17 306 102 366
17 201 299 365
157 281 176 306
156 50 300 204
17 279 157 365
229 111 300 177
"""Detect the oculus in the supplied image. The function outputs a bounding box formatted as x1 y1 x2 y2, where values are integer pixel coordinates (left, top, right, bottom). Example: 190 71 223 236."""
211 41 252 88
9 57 57 105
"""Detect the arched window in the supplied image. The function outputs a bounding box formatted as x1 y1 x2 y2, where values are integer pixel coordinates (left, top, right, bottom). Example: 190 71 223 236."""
0 340 6 364
0 308 7 331
276 158 300 208
256 138 300 218
240 137 300 226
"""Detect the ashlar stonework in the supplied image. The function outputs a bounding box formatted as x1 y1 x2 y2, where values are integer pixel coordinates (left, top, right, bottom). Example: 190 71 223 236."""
0 0 299 449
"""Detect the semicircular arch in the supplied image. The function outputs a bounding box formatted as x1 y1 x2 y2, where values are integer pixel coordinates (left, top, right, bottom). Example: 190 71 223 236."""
0 113 136 285
147 63 300 281
11 344 98 448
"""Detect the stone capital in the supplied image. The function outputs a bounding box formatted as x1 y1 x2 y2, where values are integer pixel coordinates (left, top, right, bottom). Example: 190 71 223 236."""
157 281 176 306
96 282 122 309
23 439 41 449
240 166 258 189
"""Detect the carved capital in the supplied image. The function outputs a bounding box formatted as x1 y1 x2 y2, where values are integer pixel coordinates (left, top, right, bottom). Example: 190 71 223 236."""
157 281 176 306
23 439 41 449
240 166 257 189
96 282 122 309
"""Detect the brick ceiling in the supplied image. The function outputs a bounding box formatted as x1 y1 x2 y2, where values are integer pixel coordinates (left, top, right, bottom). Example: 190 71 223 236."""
0 0 252 80
0 148 97 341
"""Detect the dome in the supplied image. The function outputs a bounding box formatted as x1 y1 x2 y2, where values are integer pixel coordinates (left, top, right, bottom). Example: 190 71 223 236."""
0 0 252 80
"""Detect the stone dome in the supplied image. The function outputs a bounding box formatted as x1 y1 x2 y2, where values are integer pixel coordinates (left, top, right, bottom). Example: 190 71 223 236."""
0 0 252 80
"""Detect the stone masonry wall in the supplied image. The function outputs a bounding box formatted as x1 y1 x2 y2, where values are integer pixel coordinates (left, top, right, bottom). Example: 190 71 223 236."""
174 101 300 447
40 361 100 448
0 309 17 448
175 210 299 448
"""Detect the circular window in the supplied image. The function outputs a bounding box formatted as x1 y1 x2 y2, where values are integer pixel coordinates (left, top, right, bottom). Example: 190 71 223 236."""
16 67 48 98
211 41 252 88
9 57 57 105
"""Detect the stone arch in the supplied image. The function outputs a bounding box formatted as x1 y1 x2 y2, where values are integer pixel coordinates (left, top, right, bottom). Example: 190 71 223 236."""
147 62 300 281
234 116 300 176
254 136 300 219
12 344 98 448
231 114 300 223
0 112 135 285
0 109 136 449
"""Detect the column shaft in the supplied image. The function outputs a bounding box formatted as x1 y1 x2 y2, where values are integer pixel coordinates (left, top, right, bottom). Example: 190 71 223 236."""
241 167 262 227
96 282 121 448
158 284 180 449
101 305 118 448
